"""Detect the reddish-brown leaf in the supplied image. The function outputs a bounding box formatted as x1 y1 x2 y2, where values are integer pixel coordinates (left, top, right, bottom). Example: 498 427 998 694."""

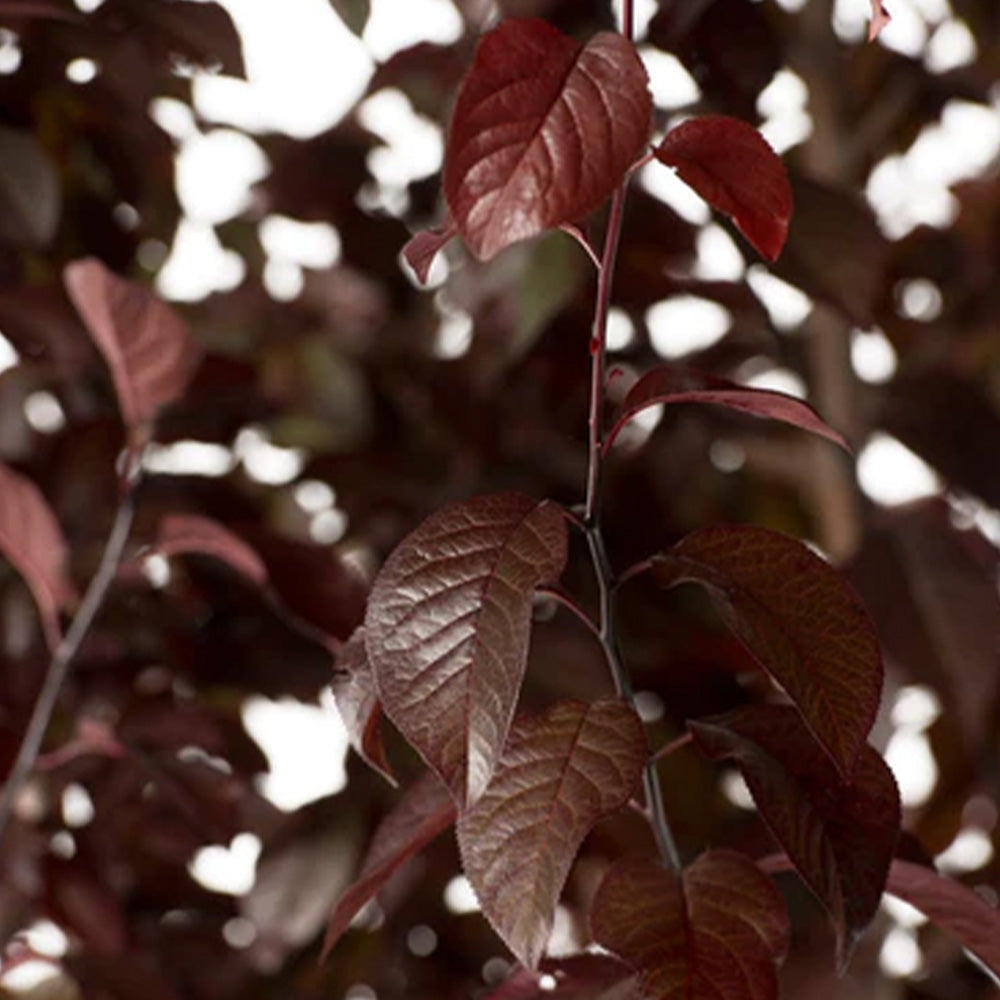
63 258 201 433
0 461 75 652
331 627 395 786
485 956 640 1000
444 19 651 261
321 771 456 959
606 365 848 454
868 1 891 41
402 221 456 284
592 851 789 1000
653 525 882 777
458 699 646 969
690 705 900 967
885 860 1000 981
155 514 267 587
366 493 567 806
0 126 60 248
654 116 791 261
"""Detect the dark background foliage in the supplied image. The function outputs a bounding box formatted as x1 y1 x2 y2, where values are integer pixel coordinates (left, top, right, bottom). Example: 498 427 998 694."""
0 0 997 996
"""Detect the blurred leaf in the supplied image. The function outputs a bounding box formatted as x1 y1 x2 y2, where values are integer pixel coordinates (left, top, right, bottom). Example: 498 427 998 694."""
155 513 268 587
485 955 640 999
402 221 456 284
0 127 60 248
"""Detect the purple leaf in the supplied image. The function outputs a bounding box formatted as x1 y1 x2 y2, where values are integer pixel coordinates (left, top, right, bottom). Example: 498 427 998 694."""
654 116 791 261
0 461 75 652
331 627 395 786
366 493 567 806
653 525 883 778
63 258 201 435
444 19 651 261
458 699 646 969
885 860 1000 980
155 514 268 587
592 851 790 1000
606 364 849 454
402 222 456 284
485 956 640 1000
321 771 456 959
690 705 900 967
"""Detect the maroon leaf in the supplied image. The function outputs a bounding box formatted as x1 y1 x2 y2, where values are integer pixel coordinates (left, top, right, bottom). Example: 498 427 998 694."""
486 956 640 1000
366 493 567 806
321 771 456 959
443 19 651 261
690 705 900 967
885 860 1000 981
868 1 891 41
592 851 789 1000
606 365 848 454
0 461 75 652
458 699 646 969
331 627 395 786
402 221 456 284
155 514 267 587
654 116 791 261
63 258 201 434
653 525 882 777
0 127 60 248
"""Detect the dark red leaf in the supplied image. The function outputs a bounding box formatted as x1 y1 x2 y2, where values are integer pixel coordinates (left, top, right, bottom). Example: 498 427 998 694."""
402 221 456 284
0 127 60 248
592 851 789 1000
321 771 456 958
444 19 651 260
486 956 640 1000
885 860 1000 981
331 627 395 786
155 514 267 587
458 699 646 968
606 364 849 454
366 493 567 806
654 116 791 261
690 705 900 967
63 258 201 434
0 2 80 20
653 525 882 778
868 1 891 40
0 461 75 652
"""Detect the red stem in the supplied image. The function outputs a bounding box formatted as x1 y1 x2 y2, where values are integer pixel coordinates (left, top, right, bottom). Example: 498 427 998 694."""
653 730 694 763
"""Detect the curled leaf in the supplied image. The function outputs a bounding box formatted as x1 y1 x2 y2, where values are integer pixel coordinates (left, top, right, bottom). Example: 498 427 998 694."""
458 699 646 969
444 19 651 260
654 116 791 261
402 221 456 284
365 493 567 806
592 851 789 1000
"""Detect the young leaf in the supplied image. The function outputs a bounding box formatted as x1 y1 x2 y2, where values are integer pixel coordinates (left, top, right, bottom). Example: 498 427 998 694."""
365 493 567 806
321 771 456 959
63 258 201 434
444 19 651 261
885 860 1000 981
155 514 268 587
0 461 75 652
331 627 395 786
458 699 646 969
485 955 640 1000
605 364 849 454
868 1 891 41
690 705 900 967
592 851 789 1000
653 116 791 261
653 525 882 777
402 221 456 284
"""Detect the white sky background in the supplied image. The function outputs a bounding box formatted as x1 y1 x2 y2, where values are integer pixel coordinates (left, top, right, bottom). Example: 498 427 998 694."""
2 0 999 988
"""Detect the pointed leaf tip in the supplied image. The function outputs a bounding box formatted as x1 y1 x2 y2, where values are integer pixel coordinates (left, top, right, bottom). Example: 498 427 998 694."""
444 19 651 261
654 116 791 261
868 1 891 41
402 222 456 284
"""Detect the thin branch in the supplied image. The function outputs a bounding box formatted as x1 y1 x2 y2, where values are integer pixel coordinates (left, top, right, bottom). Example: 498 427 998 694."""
537 584 601 640
559 223 601 270
0 490 137 845
653 730 694 763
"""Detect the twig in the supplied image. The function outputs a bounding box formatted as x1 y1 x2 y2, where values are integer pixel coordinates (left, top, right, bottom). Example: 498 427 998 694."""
653 730 694 764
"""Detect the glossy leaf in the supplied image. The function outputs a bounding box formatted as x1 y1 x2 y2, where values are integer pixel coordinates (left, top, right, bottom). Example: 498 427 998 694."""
458 699 646 969
654 116 791 261
63 258 201 433
444 19 651 261
321 771 456 959
486 956 640 1000
605 364 848 454
885 860 1000 981
690 705 900 966
366 493 567 806
592 851 789 1000
868 1 891 40
155 514 267 587
0 461 75 652
402 221 456 284
0 127 60 248
653 525 882 777
331 627 395 785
